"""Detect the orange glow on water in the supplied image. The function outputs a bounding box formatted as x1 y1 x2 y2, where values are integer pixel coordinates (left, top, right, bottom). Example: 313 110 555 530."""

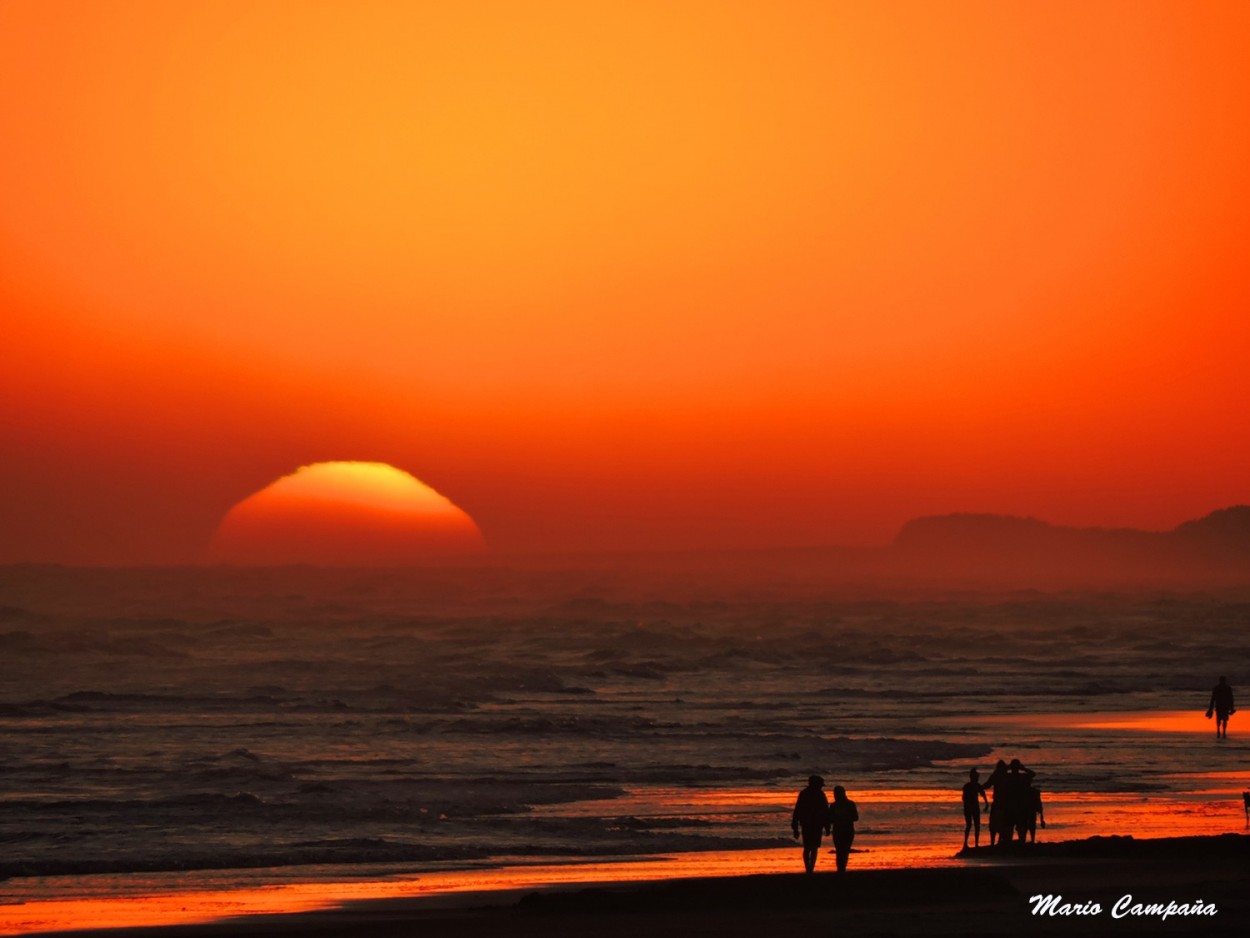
1071 712 1214 734
4 774 1246 936
0 885 330 935
6 813 1247 937
674 788 968 806
0 848 950 935
976 710 1214 734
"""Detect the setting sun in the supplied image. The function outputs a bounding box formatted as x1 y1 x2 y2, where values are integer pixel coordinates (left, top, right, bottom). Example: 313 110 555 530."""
209 462 484 564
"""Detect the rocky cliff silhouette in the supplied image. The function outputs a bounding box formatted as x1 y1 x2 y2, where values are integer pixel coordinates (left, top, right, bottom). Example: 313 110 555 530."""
889 505 1250 585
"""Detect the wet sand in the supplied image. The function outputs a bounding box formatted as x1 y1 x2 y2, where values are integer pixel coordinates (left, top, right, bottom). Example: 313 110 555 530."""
20 834 1249 938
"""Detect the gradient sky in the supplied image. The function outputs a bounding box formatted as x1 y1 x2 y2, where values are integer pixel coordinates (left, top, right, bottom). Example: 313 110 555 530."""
3 0 1249 562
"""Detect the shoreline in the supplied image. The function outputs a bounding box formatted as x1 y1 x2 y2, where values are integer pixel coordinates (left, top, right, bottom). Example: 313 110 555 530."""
9 834 1248 938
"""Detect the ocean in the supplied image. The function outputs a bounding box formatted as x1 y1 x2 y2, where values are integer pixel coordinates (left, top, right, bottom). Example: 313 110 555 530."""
1 564 1247 931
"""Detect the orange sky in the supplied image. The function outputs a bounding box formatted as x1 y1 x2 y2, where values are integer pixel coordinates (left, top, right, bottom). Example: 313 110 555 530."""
2 0 1249 562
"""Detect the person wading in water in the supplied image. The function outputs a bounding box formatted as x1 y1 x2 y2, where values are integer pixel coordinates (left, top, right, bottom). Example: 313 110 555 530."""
1207 676 1235 739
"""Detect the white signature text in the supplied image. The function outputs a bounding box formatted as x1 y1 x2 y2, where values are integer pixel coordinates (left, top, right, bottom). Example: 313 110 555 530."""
1029 894 1217 921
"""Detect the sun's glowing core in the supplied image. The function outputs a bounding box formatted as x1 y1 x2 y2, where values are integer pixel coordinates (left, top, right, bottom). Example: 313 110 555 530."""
209 462 484 564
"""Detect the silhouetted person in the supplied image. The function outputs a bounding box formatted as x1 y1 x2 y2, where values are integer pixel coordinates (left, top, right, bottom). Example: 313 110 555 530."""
985 758 1035 845
962 768 989 849
984 759 1009 846
1027 786 1046 842
1006 759 1036 842
791 775 829 873
1207 676 1235 738
828 785 859 872
1243 791 1249 826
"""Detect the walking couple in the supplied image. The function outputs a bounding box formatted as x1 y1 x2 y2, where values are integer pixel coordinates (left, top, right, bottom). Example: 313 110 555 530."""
791 775 859 873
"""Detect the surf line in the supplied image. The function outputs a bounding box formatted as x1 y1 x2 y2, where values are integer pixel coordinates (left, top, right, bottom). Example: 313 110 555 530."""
1029 894 1218 921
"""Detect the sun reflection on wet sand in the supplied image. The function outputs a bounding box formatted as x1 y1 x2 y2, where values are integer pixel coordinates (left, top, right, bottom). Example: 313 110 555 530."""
0 847 949 936
4 790 1246 937
5 708 1247 938
967 709 1210 733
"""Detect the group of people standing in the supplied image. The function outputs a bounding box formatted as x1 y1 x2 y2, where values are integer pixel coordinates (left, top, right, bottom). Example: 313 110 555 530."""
792 763 1044 874
790 775 859 873
962 758 1044 849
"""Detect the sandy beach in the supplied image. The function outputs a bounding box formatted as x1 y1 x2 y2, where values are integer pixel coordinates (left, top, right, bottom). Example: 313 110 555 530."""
11 834 1247 938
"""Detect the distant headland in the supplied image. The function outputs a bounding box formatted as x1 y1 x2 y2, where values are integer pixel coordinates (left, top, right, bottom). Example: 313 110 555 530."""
549 505 1250 589
886 505 1250 585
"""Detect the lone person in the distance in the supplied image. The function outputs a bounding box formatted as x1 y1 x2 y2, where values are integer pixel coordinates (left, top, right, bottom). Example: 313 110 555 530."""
1207 676 1235 739
791 775 829 873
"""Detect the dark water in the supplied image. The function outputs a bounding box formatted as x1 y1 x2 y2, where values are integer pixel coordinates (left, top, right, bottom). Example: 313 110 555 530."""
1 565 1247 884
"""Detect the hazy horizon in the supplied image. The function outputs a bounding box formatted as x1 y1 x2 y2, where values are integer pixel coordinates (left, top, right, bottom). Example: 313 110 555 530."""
4 503 1248 596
